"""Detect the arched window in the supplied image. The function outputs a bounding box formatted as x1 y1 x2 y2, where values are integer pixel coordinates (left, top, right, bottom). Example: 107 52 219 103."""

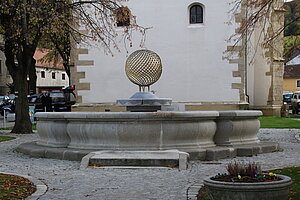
190 5 203 24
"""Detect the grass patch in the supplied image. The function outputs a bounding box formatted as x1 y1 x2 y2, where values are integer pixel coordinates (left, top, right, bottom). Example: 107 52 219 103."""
259 117 300 129
0 173 36 200
0 127 13 130
197 186 210 200
32 123 36 130
0 136 15 142
288 114 300 119
269 167 300 200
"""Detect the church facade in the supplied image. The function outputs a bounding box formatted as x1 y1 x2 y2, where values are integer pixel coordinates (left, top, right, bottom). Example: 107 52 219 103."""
72 0 285 116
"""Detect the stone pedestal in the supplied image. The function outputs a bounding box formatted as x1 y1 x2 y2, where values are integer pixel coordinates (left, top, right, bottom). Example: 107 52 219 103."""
116 92 172 112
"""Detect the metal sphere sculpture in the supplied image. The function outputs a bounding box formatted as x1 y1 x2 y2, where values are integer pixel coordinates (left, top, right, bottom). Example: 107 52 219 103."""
125 49 162 91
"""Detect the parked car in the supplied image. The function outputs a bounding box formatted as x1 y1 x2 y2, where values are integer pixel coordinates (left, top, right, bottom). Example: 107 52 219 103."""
28 90 75 112
1 94 16 117
283 91 293 108
50 91 72 112
291 91 300 114
0 96 5 108
28 93 44 112
1 102 15 117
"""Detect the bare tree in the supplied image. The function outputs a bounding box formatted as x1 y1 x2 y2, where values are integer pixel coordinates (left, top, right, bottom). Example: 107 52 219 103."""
226 0 300 60
0 0 145 133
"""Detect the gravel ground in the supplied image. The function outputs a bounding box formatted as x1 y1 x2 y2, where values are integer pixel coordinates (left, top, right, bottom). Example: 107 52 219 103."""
0 129 299 200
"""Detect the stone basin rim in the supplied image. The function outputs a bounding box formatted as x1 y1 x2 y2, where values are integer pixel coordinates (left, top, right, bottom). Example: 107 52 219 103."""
35 110 262 119
35 111 222 119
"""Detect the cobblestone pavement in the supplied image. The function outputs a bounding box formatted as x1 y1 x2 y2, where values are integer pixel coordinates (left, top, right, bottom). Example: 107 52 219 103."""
0 129 299 200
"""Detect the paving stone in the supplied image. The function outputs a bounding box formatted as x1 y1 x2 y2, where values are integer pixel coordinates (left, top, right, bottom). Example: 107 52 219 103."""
0 129 299 199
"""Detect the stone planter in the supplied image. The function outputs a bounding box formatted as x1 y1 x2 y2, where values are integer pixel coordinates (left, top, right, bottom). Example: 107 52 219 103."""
203 174 292 200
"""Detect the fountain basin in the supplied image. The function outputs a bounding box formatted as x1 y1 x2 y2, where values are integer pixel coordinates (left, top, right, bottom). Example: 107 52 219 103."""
17 110 278 161
36 111 218 159
214 110 261 146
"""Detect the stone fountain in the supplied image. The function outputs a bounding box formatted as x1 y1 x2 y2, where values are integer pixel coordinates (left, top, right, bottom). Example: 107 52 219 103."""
17 50 278 169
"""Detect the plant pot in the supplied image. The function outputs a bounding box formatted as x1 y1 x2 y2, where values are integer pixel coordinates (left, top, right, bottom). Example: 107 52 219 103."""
203 174 292 200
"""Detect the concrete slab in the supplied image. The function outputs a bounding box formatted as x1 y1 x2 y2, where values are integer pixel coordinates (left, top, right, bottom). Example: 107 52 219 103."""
80 150 189 170
205 147 236 161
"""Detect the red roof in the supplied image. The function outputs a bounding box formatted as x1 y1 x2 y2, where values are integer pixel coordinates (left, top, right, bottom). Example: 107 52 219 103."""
34 49 64 70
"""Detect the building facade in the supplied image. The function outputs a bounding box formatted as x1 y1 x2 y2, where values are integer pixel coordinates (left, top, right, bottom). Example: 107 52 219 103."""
0 45 69 95
283 64 300 92
34 50 69 93
0 36 13 95
72 0 285 116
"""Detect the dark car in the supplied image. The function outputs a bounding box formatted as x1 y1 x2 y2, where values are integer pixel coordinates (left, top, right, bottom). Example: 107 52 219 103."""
291 91 300 114
0 96 5 109
283 91 293 108
1 94 16 117
28 90 75 112
50 91 72 112
28 93 44 112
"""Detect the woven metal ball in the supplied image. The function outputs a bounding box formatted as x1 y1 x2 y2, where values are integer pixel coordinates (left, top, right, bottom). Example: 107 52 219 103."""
125 49 162 87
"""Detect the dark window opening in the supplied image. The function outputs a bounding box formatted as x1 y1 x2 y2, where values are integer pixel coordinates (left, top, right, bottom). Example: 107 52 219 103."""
190 5 203 24
62 73 66 80
41 71 45 78
115 7 131 27
52 72 56 79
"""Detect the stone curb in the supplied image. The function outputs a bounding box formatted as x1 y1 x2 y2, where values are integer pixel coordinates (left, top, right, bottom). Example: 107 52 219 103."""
295 133 300 142
0 130 13 135
186 183 203 200
0 130 37 135
0 172 47 200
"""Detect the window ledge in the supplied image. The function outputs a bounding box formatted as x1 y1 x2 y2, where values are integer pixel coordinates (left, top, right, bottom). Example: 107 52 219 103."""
187 24 205 29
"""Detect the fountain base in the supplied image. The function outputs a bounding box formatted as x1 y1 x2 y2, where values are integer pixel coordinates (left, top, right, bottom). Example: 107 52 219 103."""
116 92 172 112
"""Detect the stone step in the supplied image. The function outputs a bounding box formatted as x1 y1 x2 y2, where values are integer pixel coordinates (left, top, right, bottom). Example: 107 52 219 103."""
80 150 189 170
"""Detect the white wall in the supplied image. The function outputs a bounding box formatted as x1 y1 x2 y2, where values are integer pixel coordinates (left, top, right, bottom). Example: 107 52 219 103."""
36 67 69 88
77 0 241 104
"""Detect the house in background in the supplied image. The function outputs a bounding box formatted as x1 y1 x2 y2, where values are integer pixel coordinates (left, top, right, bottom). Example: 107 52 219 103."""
283 64 300 92
283 46 300 92
72 0 285 116
0 42 69 95
34 50 69 93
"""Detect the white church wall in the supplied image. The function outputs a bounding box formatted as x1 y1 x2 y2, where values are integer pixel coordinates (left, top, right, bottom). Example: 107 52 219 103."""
247 30 272 107
77 0 242 104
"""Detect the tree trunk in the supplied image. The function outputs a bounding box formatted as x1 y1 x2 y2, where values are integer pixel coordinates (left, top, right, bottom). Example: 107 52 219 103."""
28 58 37 94
11 58 32 134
